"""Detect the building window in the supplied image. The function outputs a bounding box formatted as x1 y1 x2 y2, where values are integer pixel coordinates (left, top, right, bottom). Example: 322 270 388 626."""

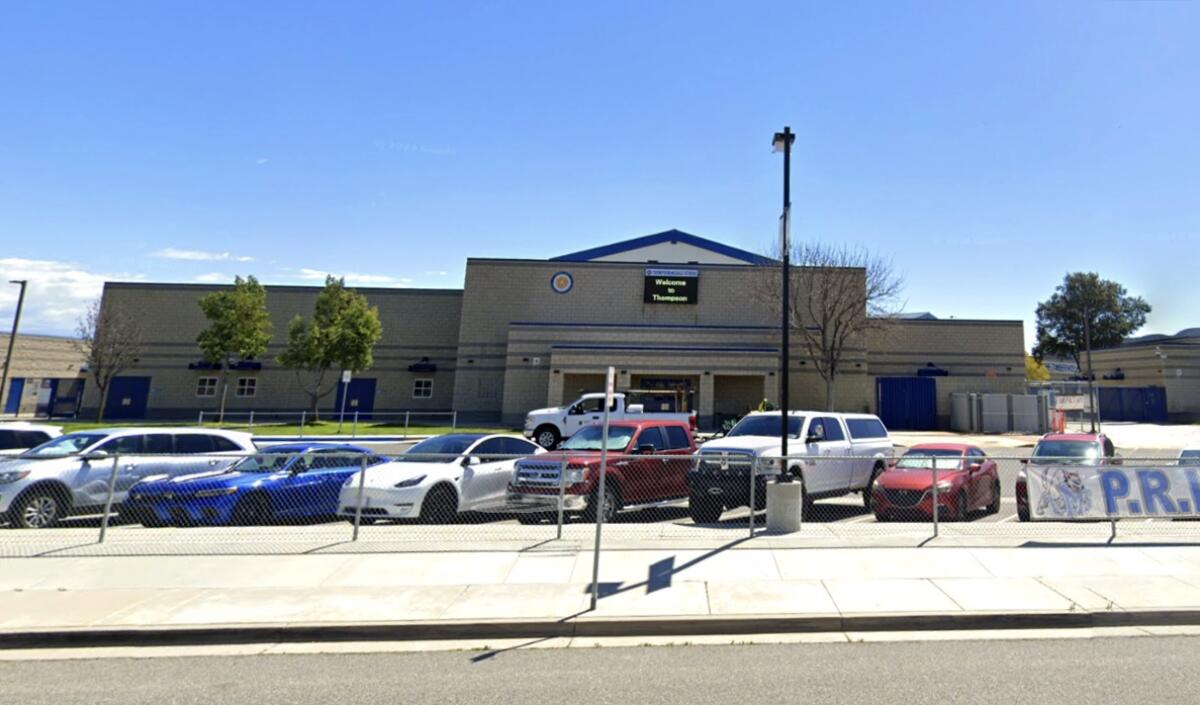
413 379 433 399
196 377 218 397
236 377 257 398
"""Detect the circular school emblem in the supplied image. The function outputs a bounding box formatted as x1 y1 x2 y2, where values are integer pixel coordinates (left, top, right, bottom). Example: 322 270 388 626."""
550 271 573 294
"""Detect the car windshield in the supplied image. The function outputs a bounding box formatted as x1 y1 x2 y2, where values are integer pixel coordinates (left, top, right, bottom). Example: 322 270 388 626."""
1180 450 1200 466
23 433 107 457
234 453 296 473
728 415 804 439
895 449 963 470
1032 440 1101 464
561 425 636 451
404 436 482 462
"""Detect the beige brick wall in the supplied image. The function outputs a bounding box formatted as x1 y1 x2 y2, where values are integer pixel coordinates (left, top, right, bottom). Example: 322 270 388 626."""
0 333 87 414
453 258 865 421
81 283 462 419
1092 344 1200 419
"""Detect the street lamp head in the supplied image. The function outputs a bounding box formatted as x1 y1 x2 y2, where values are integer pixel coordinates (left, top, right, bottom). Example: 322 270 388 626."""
9 280 27 285
772 128 795 153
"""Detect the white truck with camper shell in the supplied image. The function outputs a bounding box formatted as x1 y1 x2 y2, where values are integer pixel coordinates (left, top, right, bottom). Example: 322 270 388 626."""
685 410 893 523
524 392 697 449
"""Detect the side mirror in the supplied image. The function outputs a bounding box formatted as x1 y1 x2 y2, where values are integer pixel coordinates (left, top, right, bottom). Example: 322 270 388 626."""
969 462 983 474
637 444 656 455
805 433 823 444
84 450 109 462
461 456 481 467
1019 458 1029 465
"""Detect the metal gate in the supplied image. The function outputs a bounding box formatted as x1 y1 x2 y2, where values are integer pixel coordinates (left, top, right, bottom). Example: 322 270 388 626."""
875 377 937 430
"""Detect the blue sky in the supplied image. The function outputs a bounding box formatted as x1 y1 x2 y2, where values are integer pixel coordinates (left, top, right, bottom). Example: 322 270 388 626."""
0 1 1196 346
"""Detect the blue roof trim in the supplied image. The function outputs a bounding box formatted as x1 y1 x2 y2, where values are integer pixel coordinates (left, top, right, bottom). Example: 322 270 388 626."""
511 321 775 331
550 344 778 353
551 229 775 265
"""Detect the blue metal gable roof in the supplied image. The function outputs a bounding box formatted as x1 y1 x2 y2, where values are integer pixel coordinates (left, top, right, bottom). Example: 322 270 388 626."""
551 229 775 265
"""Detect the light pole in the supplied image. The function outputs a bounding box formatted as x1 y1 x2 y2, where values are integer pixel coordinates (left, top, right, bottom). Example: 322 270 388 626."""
773 127 795 482
1 280 29 417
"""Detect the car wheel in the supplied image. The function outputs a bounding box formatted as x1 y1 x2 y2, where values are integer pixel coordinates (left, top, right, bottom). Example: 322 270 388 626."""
987 480 1001 515
534 426 561 450
1017 507 1030 522
11 490 66 529
956 491 969 522
120 507 166 528
687 494 723 524
864 462 884 509
583 483 620 523
874 511 890 523
419 485 459 524
799 478 816 522
231 494 273 526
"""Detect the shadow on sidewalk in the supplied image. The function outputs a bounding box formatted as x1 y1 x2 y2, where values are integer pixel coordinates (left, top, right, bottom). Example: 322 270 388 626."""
587 535 756 600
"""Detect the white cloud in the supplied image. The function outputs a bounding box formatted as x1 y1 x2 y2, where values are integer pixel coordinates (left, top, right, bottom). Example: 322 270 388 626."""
295 268 412 286
154 247 254 262
425 270 448 276
255 157 269 165
193 272 227 283
0 258 141 334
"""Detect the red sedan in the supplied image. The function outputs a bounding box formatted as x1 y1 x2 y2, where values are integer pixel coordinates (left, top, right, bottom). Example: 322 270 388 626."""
870 443 1001 521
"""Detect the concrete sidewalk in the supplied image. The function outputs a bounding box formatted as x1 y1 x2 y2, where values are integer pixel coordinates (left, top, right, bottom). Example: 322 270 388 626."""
6 544 1200 647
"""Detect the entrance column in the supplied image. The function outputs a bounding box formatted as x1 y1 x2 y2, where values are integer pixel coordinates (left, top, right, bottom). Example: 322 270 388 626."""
763 373 779 409
698 373 714 431
546 369 564 406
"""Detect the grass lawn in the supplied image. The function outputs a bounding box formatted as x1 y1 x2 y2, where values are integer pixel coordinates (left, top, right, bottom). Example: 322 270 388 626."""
59 420 519 437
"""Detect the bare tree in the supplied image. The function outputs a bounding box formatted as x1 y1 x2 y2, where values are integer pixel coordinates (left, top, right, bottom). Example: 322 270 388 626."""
753 243 904 411
76 298 144 421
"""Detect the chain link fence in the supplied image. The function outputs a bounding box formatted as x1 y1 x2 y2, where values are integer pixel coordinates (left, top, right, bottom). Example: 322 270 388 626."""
2 444 1197 557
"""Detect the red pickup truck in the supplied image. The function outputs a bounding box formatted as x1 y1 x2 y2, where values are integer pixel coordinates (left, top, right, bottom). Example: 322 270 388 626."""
506 420 697 523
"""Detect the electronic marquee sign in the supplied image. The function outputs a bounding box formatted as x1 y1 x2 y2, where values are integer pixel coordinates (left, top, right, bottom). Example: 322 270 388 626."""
643 268 699 304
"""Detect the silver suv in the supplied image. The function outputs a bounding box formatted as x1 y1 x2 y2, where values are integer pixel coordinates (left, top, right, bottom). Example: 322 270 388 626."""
0 428 256 528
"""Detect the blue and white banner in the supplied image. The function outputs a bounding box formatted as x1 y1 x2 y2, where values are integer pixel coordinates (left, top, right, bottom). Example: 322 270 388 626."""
1028 465 1200 520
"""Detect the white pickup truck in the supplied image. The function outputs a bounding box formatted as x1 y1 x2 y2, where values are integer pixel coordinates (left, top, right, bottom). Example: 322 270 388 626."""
685 411 893 522
524 393 697 448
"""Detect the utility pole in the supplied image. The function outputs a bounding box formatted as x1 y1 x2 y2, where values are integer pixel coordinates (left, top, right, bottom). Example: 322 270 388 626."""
0 280 28 417
1084 310 1097 433
773 127 795 481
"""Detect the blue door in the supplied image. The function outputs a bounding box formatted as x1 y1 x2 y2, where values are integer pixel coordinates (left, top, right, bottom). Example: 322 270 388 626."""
332 378 376 420
4 378 23 414
1099 386 1167 423
875 377 938 430
104 376 152 420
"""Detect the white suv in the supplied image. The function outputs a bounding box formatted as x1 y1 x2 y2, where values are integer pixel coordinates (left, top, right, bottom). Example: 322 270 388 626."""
0 423 63 456
687 411 893 522
0 428 256 528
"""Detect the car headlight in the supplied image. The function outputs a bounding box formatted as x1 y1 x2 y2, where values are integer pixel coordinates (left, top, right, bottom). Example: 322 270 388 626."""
564 467 585 484
394 475 426 489
194 487 238 498
0 470 31 484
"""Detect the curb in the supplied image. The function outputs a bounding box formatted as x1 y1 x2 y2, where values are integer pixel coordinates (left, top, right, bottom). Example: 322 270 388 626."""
3 609 1198 650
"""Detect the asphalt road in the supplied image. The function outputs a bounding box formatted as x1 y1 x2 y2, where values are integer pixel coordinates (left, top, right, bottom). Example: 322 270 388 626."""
4 636 1200 705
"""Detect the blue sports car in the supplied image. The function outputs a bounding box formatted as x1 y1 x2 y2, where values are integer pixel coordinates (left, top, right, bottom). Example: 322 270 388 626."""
124 443 380 526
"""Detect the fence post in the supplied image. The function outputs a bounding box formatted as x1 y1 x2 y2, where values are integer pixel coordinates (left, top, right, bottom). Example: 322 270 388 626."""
300 410 306 439
352 453 368 541
452 411 457 431
404 411 410 439
248 410 255 431
98 454 120 544
197 411 204 427
931 457 939 539
556 452 568 540
748 456 756 539
352 411 359 438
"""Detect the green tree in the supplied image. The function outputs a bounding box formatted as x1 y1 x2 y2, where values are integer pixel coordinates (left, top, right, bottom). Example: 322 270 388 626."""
1033 272 1150 429
196 275 272 423
277 276 383 419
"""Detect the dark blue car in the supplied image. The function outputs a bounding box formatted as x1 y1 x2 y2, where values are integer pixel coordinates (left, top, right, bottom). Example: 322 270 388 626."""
124 443 379 526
